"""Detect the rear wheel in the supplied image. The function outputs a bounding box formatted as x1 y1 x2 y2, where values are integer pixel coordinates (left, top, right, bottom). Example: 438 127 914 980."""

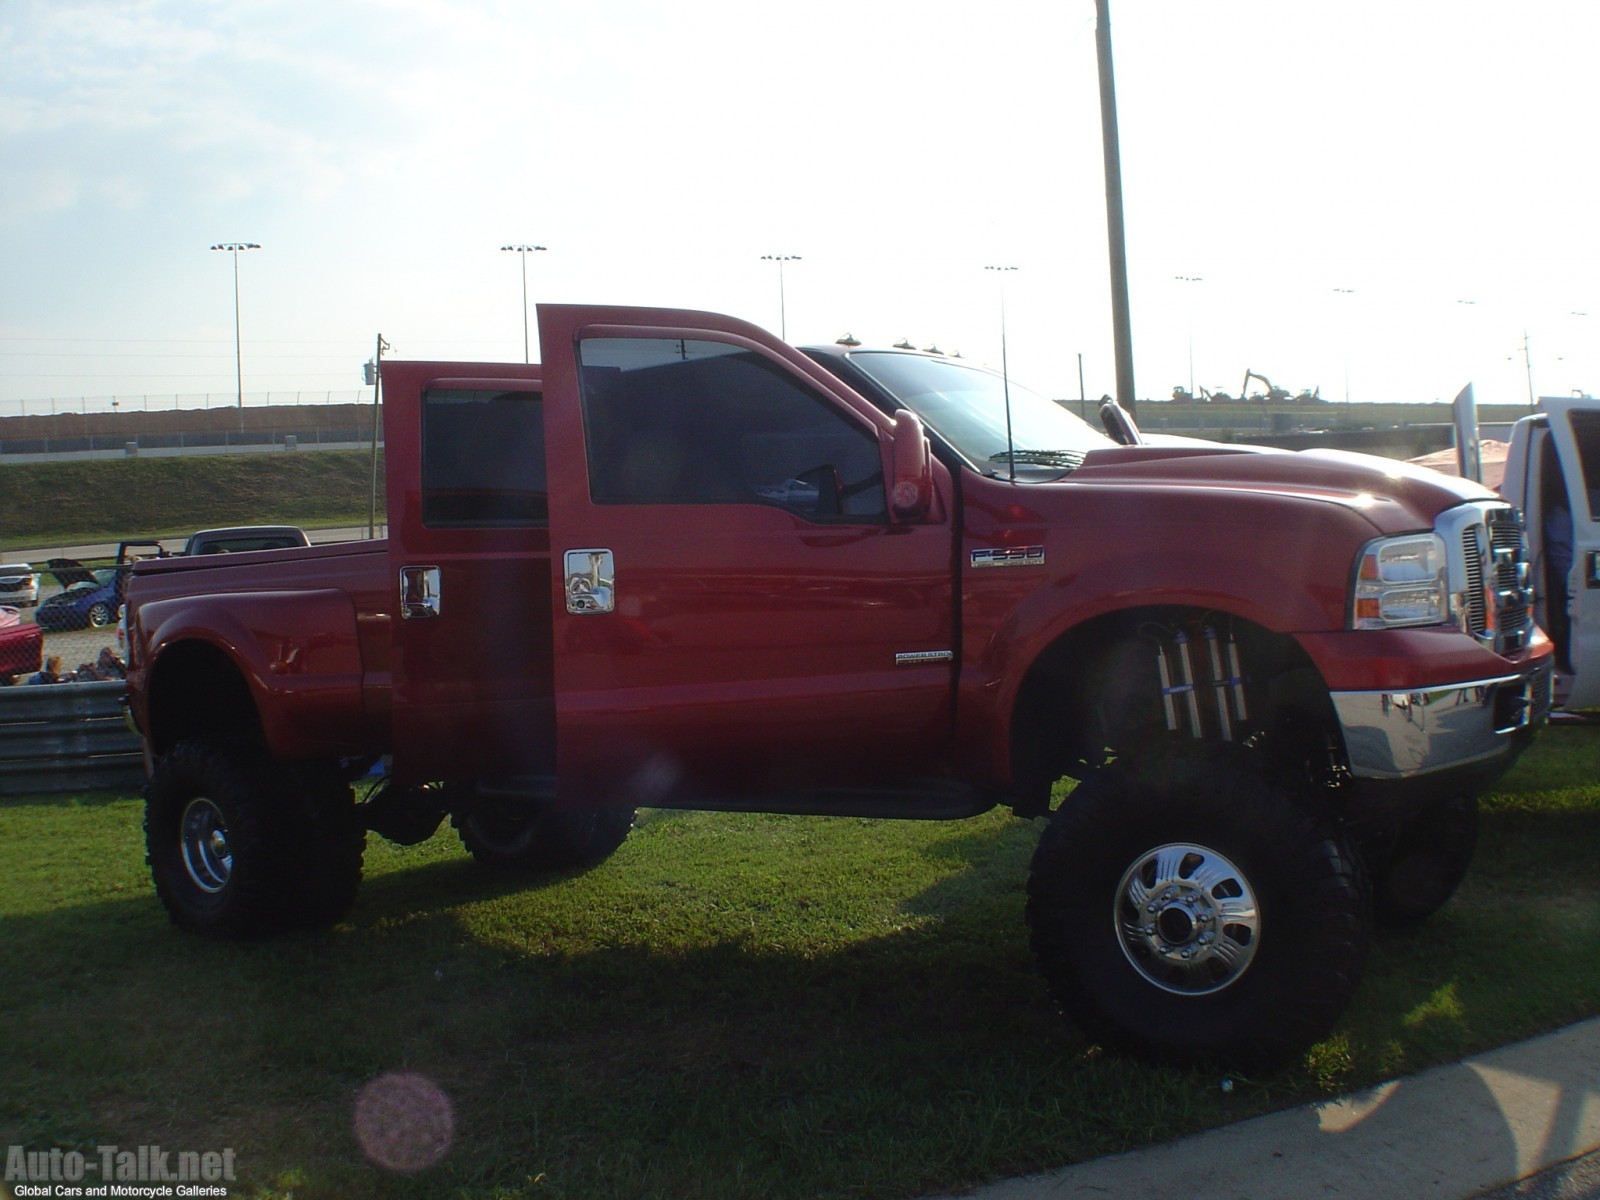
145 738 363 937
1027 749 1369 1068
453 789 634 871
87 601 114 628
284 762 365 931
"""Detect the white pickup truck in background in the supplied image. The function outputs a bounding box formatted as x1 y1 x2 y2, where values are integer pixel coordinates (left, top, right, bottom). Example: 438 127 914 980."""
1441 390 1600 711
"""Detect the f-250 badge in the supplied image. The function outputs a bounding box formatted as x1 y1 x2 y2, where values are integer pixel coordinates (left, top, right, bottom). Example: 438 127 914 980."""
971 545 1045 569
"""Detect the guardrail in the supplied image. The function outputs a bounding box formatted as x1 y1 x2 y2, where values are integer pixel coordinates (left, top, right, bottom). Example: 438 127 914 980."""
0 681 144 795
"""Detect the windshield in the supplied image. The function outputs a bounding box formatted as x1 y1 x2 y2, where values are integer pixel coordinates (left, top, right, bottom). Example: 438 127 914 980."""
840 351 1114 476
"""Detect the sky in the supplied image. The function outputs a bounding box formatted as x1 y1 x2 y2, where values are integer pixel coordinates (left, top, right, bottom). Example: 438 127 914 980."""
3 0 1600 418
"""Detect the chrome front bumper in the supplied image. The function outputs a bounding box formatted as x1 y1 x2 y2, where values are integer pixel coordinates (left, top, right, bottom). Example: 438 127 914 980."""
1331 660 1552 780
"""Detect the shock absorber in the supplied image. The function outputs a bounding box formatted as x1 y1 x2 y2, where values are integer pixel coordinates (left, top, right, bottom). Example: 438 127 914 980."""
1202 625 1234 741
1154 621 1249 742
1154 628 1205 738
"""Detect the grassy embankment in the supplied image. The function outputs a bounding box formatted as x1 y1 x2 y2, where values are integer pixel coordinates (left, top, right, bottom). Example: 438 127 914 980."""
1 725 1596 1200
0 451 384 550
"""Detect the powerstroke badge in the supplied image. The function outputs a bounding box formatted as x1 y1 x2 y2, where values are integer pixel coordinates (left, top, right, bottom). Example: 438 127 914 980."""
971 546 1045 569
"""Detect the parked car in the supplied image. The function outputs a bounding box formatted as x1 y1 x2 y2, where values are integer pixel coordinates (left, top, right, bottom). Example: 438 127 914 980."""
183 526 309 555
0 562 39 608
0 606 43 679
35 560 123 631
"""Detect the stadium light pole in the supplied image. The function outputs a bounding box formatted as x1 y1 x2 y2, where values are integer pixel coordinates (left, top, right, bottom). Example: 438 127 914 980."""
501 244 546 363
761 254 801 340
1332 286 1355 412
210 242 260 410
1175 275 1203 400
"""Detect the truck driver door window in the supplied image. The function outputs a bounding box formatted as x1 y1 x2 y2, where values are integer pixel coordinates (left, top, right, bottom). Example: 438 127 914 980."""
577 338 886 521
421 388 547 528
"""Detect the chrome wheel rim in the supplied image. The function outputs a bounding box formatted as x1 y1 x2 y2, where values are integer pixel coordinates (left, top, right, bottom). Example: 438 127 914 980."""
180 797 233 894
1116 842 1260 995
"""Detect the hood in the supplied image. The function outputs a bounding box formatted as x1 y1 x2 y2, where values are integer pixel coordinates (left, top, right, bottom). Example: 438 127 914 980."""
1063 444 1496 535
46 558 98 587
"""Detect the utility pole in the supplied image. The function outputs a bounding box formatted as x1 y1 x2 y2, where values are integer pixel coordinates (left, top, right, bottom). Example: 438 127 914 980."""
1095 0 1136 416
365 334 389 539
1522 329 1536 410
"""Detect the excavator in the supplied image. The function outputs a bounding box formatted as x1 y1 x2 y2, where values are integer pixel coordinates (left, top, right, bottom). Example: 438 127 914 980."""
1197 371 1320 404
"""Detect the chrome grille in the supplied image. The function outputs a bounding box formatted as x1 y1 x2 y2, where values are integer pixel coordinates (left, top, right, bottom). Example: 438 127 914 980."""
1462 526 1488 637
1449 503 1533 655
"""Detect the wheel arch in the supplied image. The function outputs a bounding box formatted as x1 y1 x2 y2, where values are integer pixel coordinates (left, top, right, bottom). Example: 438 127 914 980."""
1008 605 1342 808
133 589 372 761
144 638 264 757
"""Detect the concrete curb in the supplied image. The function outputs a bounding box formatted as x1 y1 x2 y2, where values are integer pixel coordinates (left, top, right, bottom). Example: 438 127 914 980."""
930 1017 1600 1200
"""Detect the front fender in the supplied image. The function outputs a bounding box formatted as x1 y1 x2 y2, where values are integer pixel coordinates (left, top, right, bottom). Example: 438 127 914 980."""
953 501 1376 786
137 590 370 758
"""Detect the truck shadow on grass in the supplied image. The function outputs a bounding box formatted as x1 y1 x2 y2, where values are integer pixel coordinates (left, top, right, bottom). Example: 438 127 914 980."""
2 799 1596 1200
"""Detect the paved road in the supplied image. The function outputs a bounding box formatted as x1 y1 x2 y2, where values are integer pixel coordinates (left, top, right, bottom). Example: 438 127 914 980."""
926 1018 1600 1200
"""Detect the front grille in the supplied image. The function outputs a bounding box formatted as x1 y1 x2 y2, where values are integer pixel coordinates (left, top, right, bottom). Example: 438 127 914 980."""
1455 503 1533 655
1462 527 1488 637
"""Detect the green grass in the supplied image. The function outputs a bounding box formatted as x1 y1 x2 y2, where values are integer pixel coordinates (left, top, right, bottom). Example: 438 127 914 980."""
2 727 1598 1200
0 451 384 549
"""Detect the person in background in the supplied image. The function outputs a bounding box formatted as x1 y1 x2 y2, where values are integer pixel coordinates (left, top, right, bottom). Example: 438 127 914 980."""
26 655 64 685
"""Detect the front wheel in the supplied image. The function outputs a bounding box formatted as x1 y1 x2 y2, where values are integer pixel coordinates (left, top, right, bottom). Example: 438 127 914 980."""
1367 795 1478 927
1027 750 1369 1068
452 790 634 871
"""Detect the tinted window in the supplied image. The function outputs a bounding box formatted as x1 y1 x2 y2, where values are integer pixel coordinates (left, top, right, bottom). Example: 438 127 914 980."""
422 388 547 527
578 338 885 520
1568 410 1600 521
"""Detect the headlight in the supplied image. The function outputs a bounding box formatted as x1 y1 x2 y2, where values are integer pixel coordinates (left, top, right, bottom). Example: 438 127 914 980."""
1352 533 1449 629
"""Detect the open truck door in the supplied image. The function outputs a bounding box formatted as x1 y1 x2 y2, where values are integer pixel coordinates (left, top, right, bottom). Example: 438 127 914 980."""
536 304 958 811
384 360 556 783
1507 396 1600 709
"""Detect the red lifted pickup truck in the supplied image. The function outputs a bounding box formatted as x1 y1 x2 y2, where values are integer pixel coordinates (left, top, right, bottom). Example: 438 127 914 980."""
124 304 1551 1065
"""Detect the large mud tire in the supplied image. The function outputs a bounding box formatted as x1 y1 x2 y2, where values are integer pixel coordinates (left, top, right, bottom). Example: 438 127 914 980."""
453 796 634 871
283 762 365 931
1368 795 1478 927
1027 750 1369 1068
145 738 363 938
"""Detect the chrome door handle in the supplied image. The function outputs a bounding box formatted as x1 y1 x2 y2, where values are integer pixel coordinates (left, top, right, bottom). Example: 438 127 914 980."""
564 549 615 615
400 566 442 619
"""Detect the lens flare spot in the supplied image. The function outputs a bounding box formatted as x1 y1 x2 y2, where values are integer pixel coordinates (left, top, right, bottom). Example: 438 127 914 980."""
354 1071 454 1173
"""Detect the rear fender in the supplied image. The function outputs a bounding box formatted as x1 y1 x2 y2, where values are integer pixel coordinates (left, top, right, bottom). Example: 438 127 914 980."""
137 590 368 758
